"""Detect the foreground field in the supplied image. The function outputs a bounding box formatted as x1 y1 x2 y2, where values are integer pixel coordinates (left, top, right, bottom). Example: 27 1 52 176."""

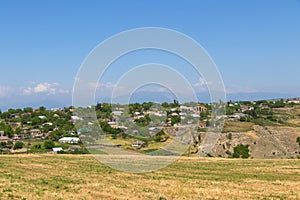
0 155 299 200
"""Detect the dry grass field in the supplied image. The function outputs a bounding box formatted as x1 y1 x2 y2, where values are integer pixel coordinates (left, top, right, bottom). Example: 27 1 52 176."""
0 155 300 200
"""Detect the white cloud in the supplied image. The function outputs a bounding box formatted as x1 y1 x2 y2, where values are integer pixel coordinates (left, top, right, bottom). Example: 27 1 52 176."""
193 77 207 87
22 82 69 95
193 77 210 92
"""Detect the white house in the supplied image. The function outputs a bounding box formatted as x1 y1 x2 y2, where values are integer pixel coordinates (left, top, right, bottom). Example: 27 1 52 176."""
71 116 83 121
112 111 124 116
58 137 80 144
52 147 63 153
132 141 146 148
288 100 300 104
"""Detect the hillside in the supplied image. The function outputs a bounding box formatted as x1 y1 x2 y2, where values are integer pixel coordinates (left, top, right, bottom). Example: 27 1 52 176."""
209 103 300 158
1 99 300 159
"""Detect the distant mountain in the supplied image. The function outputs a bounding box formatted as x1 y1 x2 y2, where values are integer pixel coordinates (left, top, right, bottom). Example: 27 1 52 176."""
97 91 296 104
226 92 296 102
0 91 297 111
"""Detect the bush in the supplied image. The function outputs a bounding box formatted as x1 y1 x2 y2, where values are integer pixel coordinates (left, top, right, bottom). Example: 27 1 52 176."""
233 144 250 158
13 141 24 150
297 137 300 147
227 133 232 140
43 140 55 149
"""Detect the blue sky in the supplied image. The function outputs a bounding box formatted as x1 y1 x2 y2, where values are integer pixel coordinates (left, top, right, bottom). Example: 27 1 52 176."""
0 0 300 109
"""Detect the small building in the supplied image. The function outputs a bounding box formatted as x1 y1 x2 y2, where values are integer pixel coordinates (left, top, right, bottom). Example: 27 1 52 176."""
30 129 42 138
191 114 200 118
241 105 254 112
107 121 118 128
71 116 83 122
288 100 300 104
132 141 146 148
180 106 194 112
112 111 124 116
195 104 207 113
170 112 179 117
52 147 63 153
68 145 81 151
0 131 11 142
38 115 47 119
58 137 80 144
7 122 21 128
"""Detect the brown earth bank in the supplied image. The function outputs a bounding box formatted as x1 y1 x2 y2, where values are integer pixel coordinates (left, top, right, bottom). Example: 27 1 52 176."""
210 125 300 159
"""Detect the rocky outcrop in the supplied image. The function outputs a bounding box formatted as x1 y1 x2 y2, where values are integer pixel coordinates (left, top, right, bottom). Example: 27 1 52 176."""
204 125 300 158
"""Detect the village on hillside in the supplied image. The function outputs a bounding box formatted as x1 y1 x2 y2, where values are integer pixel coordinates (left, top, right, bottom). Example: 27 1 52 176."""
1 99 300 158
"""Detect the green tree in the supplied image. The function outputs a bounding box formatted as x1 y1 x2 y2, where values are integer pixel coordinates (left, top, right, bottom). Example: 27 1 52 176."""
43 140 55 149
13 141 24 150
5 126 14 138
23 107 33 113
233 144 250 158
161 102 169 108
297 137 300 147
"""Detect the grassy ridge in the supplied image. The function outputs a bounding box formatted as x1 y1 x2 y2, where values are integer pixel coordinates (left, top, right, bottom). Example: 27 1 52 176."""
0 155 299 199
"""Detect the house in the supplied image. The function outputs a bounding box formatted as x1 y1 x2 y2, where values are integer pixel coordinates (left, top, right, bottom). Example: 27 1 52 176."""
7 122 21 128
287 100 300 104
191 114 200 118
132 141 146 148
133 115 144 120
51 108 60 111
148 127 159 132
9 114 20 118
112 111 124 116
241 105 254 112
115 107 125 111
68 145 81 151
227 113 248 120
195 104 207 112
118 126 128 131
52 147 63 153
58 137 80 144
134 111 141 116
107 121 118 128
0 131 11 142
180 106 194 112
71 116 83 122
30 129 42 138
170 112 179 117
260 105 270 110
43 122 53 126
13 134 27 140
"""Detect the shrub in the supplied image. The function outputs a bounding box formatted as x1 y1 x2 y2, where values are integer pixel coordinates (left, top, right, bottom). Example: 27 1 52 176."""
43 140 55 149
297 137 300 147
13 141 24 150
233 144 250 158
227 133 232 140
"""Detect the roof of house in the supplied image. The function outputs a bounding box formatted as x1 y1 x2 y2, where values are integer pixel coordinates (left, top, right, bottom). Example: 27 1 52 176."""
52 147 63 152
59 137 80 141
0 136 10 141
132 141 145 146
